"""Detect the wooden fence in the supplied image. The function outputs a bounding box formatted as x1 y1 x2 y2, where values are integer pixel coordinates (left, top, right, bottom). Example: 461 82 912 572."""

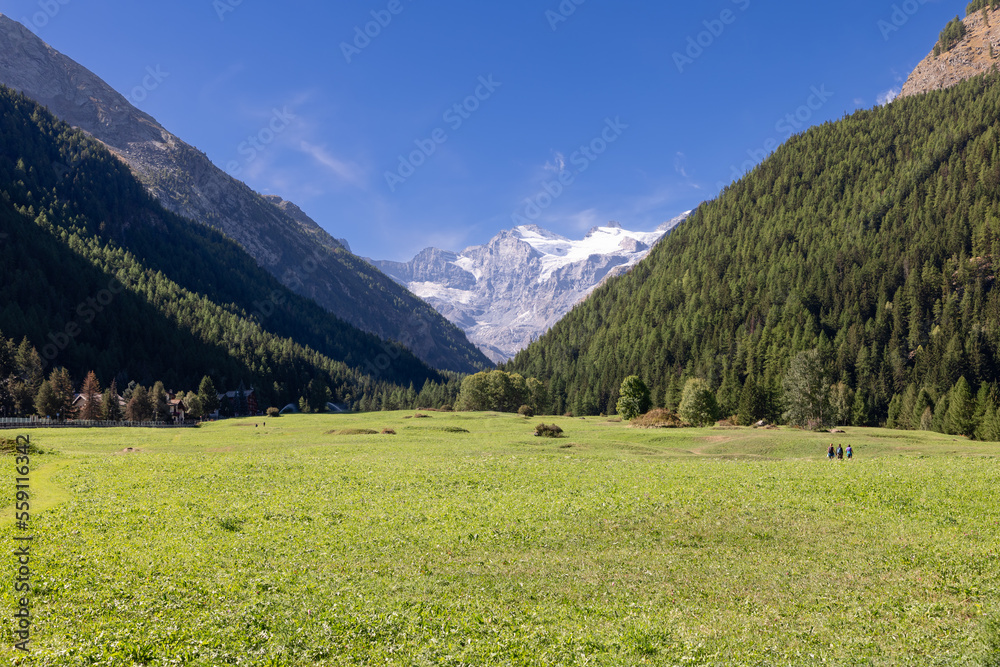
0 417 198 429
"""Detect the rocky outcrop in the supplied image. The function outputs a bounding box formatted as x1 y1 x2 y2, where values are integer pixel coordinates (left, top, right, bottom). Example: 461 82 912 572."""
900 8 1000 99
0 14 490 373
369 214 689 362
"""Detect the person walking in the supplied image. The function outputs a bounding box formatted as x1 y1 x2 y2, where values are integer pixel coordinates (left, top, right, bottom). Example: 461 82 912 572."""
828 444 835 460
836 444 844 460
846 445 853 460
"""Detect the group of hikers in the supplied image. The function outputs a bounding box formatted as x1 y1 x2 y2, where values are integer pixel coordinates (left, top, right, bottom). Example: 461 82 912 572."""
827 443 852 460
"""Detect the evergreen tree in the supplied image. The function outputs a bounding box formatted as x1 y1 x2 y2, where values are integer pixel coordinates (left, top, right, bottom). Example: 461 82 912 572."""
48 368 76 420
198 376 220 417
101 380 123 422
911 388 936 430
978 403 1000 441
151 381 170 423
126 385 152 422
831 382 855 427
679 378 719 427
34 380 57 418
897 385 918 430
919 406 935 431
886 394 903 430
308 379 331 414
715 370 741 419
616 375 651 421
946 376 977 436
851 388 872 427
782 350 832 429
932 393 951 433
79 371 102 421
737 374 768 425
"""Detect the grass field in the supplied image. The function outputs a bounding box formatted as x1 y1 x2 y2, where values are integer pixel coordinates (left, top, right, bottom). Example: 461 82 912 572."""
2 412 999 666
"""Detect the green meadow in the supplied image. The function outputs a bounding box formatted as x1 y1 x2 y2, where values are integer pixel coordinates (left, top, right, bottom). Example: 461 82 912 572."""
2 413 999 666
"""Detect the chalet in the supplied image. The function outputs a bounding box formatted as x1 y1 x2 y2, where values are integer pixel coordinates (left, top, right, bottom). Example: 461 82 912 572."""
71 392 125 417
215 384 258 417
167 396 187 423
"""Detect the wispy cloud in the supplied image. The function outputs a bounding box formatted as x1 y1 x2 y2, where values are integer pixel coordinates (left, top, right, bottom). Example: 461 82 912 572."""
674 151 688 178
543 151 566 173
877 87 900 106
299 141 367 188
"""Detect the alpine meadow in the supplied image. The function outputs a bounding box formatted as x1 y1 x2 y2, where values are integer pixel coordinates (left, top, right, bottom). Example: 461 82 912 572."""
2 2 1000 666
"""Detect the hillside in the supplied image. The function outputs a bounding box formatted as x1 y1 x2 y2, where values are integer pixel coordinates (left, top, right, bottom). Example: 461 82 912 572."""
370 216 687 362
0 14 490 374
900 5 1000 98
0 85 447 409
506 73 1000 420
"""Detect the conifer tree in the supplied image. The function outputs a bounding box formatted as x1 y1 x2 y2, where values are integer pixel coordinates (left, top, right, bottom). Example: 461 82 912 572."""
34 380 57 418
79 371 102 421
946 377 977 437
151 381 170 423
679 378 719 427
198 376 220 417
48 368 76 420
102 380 123 422
737 374 768 425
782 350 832 429
126 385 152 422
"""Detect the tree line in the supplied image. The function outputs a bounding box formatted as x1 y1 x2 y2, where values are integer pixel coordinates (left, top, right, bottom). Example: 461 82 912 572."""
504 73 1000 433
0 85 462 413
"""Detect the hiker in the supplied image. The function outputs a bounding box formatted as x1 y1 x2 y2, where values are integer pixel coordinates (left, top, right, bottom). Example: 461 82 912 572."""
828 444 835 460
836 445 844 460
846 445 853 460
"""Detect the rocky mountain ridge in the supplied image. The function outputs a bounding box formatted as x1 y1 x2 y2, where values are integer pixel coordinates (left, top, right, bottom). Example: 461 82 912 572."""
0 14 490 373
900 7 1000 99
370 214 689 362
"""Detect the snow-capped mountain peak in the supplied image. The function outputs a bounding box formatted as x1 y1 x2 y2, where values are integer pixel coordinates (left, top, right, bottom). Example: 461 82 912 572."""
369 214 691 362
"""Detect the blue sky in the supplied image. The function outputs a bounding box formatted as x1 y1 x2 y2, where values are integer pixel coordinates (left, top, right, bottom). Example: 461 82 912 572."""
4 0 959 260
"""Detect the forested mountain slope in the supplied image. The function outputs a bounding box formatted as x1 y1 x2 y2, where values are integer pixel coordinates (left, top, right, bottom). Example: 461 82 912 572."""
0 13 490 374
0 85 442 408
506 73 1000 421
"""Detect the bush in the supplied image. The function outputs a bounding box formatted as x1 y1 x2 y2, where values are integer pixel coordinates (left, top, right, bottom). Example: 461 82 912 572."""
266 407 281 418
518 404 534 418
679 378 720 427
534 423 564 438
439 404 453 412
630 409 686 429
616 375 652 420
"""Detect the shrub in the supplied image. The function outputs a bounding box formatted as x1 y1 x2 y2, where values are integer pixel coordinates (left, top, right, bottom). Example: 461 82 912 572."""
534 423 564 438
439 404 453 412
616 376 652 420
518 404 534 418
630 409 686 429
679 378 720 427
266 407 281 418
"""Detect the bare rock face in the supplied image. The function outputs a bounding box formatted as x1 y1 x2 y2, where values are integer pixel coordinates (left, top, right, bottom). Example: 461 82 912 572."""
369 214 690 363
0 14 490 373
900 9 1000 99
